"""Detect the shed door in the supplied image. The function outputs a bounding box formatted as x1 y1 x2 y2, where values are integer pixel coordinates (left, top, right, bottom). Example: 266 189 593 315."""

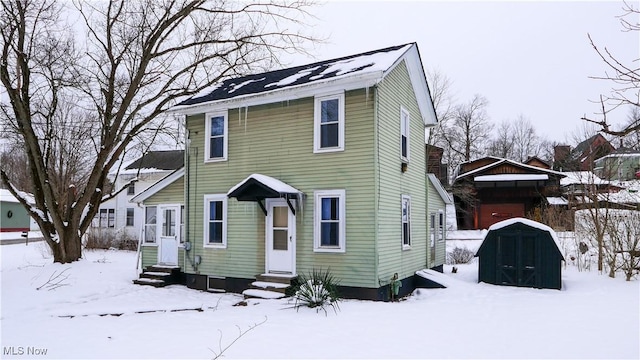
497 232 537 287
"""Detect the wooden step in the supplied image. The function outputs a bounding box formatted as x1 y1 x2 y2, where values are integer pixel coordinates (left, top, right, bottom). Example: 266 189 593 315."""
133 278 167 287
242 289 286 299
250 281 290 294
255 273 297 285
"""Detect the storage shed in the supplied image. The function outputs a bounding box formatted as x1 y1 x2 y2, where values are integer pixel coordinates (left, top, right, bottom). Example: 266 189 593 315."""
475 218 564 290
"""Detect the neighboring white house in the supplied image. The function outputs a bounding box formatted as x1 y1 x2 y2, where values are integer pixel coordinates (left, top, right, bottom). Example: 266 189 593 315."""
94 150 184 240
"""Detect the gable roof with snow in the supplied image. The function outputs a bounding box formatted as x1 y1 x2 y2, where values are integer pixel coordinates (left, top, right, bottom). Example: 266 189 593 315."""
454 158 565 183
123 150 184 172
171 43 437 126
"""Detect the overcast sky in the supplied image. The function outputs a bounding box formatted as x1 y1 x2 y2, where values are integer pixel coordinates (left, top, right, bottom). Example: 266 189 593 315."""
286 1 638 144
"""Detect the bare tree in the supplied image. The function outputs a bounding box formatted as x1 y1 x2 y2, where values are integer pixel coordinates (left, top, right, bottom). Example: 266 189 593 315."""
582 1 639 137
441 94 493 171
606 210 640 280
487 120 515 159
425 69 455 147
0 0 316 263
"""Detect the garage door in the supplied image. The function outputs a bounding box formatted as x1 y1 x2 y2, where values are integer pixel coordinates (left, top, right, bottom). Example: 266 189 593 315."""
479 203 525 229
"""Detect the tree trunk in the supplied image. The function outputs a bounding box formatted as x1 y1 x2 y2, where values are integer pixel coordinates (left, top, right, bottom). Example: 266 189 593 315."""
50 229 83 263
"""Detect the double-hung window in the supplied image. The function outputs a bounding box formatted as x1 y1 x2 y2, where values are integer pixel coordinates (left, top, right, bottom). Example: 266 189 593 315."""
314 190 346 252
438 211 445 242
144 206 157 243
401 195 411 249
126 208 135 227
205 112 228 161
400 107 410 162
96 208 115 228
429 212 436 247
314 93 345 153
204 194 227 248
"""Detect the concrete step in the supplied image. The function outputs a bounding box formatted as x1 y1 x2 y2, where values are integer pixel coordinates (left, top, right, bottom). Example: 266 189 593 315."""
255 273 297 285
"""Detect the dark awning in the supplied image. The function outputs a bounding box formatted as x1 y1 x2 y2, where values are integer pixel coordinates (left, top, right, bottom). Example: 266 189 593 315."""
227 174 302 215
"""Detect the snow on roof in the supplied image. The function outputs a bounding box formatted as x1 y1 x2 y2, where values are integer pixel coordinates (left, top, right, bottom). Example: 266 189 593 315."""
546 196 568 205
560 171 608 186
474 174 548 182
427 174 453 204
487 217 562 252
227 174 301 196
455 158 564 182
0 189 34 204
178 44 412 107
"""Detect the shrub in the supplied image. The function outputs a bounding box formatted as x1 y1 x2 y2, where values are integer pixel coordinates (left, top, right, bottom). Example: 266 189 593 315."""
446 246 475 264
84 228 137 251
292 268 341 315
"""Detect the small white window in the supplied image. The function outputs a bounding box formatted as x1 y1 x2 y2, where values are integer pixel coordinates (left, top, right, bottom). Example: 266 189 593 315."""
401 195 411 249
400 107 410 162
204 194 227 248
314 93 345 153
205 112 228 162
144 206 157 243
314 190 346 252
438 211 445 242
429 212 436 247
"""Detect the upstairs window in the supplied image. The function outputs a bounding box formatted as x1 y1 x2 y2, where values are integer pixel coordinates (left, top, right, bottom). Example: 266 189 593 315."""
205 112 228 161
314 93 345 153
127 182 135 195
400 107 410 162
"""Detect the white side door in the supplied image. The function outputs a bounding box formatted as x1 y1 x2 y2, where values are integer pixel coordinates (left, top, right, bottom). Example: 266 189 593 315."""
266 199 295 274
158 205 180 266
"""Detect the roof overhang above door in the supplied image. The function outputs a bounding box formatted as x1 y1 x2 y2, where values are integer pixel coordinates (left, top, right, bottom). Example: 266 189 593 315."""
227 174 303 215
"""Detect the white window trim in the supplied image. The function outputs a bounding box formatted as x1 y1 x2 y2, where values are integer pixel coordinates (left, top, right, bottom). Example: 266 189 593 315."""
429 212 436 247
402 195 411 250
400 106 410 163
143 205 157 245
313 93 345 153
204 111 228 162
313 189 346 253
204 194 228 249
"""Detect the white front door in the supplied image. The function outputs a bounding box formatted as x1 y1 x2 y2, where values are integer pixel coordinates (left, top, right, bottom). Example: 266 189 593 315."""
266 199 295 274
158 205 180 266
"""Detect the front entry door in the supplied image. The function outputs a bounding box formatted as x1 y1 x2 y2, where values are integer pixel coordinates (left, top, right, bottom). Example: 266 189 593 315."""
266 199 295 274
158 205 180 266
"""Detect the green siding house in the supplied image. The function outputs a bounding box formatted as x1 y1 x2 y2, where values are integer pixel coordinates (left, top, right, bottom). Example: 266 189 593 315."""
136 43 440 300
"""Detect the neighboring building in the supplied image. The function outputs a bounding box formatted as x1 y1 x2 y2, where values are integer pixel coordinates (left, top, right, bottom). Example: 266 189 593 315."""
0 189 31 232
553 134 614 171
524 156 551 170
135 43 440 300
95 150 184 241
593 147 640 181
452 157 566 230
426 144 449 186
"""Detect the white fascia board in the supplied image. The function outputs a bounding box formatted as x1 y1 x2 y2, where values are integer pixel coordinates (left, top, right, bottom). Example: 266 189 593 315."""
383 44 438 127
169 72 383 116
427 174 453 204
130 168 185 204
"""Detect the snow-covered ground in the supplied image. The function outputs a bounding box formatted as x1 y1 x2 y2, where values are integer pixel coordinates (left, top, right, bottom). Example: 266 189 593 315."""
1 242 638 359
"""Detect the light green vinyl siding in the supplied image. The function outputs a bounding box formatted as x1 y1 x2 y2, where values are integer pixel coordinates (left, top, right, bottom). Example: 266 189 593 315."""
186 89 377 287
144 177 184 205
427 178 446 267
375 61 428 283
140 176 185 269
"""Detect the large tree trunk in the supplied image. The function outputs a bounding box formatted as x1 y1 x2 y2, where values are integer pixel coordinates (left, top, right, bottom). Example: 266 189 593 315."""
46 229 83 263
